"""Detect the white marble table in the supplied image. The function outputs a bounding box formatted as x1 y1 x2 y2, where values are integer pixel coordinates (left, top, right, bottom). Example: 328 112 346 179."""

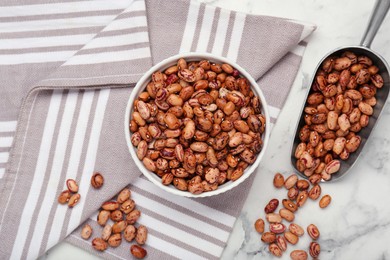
43 0 390 259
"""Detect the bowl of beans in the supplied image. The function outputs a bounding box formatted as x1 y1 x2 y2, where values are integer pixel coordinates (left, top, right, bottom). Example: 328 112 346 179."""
125 53 270 197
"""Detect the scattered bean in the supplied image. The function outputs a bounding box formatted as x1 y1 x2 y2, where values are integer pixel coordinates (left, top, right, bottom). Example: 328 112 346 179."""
135 225 148 245
81 224 92 240
319 194 332 208
284 174 298 189
102 224 112 241
290 250 308 260
124 225 137 242
289 223 304 237
91 172 104 189
58 190 71 204
282 199 298 212
284 231 298 245
269 243 282 257
273 173 285 188
108 233 122 247
66 179 79 193
92 238 108 251
266 213 282 223
254 218 265 233
102 201 119 211
112 220 127 234
269 223 286 234
261 232 276 244
117 188 131 204
276 235 288 252
68 193 80 208
307 224 320 240
279 208 295 222
287 187 299 200
264 199 279 214
308 184 321 200
126 210 141 225
98 210 110 226
131 245 147 259
309 242 321 258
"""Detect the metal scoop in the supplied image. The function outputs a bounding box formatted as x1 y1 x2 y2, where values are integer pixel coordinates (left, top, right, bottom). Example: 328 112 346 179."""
291 0 390 181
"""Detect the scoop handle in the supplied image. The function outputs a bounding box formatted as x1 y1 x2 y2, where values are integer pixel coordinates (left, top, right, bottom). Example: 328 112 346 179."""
360 0 390 48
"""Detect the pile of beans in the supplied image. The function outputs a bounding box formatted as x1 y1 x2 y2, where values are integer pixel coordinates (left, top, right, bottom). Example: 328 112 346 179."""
90 187 148 259
130 58 266 194
295 51 384 180
255 172 332 259
58 173 148 259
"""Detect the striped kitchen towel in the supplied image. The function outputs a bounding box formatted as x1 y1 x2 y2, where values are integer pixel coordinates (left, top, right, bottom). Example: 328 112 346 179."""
0 0 315 259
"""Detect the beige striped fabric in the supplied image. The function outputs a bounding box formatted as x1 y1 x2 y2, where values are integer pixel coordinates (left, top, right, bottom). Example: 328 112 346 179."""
0 0 315 259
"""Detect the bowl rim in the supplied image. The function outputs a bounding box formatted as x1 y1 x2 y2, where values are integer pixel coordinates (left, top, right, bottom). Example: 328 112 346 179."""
124 52 271 197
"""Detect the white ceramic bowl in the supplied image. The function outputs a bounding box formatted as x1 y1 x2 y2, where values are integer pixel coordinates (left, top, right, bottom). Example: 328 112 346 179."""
125 52 270 197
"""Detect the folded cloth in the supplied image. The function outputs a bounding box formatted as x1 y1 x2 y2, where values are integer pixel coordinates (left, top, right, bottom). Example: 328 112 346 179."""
0 0 315 259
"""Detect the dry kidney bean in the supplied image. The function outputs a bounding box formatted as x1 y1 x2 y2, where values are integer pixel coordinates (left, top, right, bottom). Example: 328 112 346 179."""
296 180 309 190
102 201 119 211
296 190 308 207
110 210 123 222
309 173 322 184
124 225 136 242
101 224 112 241
264 199 279 214
130 58 266 193
173 177 188 191
319 194 332 208
290 250 308 260
254 218 265 233
269 243 282 257
308 184 321 200
279 208 295 222
108 233 122 247
269 223 286 234
309 242 321 258
261 232 276 244
66 179 79 193
131 245 147 259
117 198 133 213
68 193 80 208
162 173 174 185
289 223 304 237
282 199 298 212
287 187 299 200
307 224 320 240
266 213 282 223
284 174 298 189
276 236 287 252
126 209 141 225
296 51 383 180
284 231 298 245
92 238 108 251
81 224 92 240
273 173 284 188
112 220 127 234
58 190 71 204
91 172 104 189
117 188 131 204
98 210 110 226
